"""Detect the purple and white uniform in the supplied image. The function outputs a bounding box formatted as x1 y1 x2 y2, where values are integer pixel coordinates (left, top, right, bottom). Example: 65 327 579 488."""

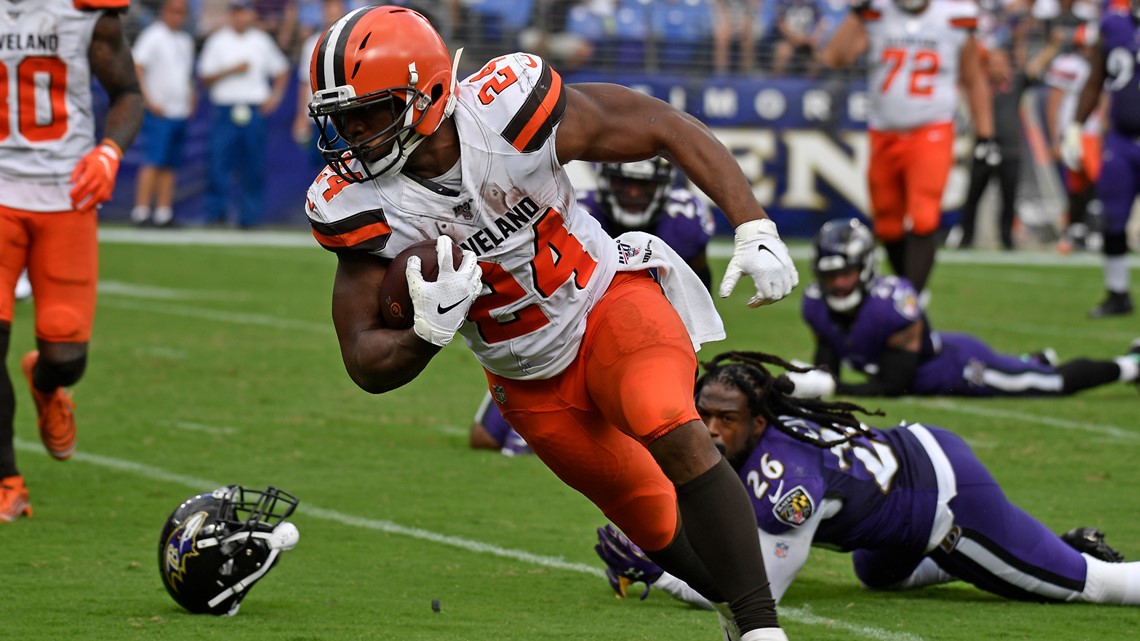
655 419 1092 604
578 188 714 268
802 276 1064 396
1096 12 1140 233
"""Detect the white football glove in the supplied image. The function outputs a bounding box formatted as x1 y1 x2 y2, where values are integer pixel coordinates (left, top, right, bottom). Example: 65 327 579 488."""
718 219 799 307
1060 123 1084 171
406 236 482 347
784 369 836 399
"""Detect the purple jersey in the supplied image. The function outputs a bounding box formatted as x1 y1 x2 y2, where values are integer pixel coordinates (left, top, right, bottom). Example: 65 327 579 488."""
740 419 1090 600
578 188 714 266
803 276 1061 395
1101 13 1140 136
742 419 941 553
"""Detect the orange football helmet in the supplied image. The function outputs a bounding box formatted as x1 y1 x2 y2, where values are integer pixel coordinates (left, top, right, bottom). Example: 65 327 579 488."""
308 6 460 182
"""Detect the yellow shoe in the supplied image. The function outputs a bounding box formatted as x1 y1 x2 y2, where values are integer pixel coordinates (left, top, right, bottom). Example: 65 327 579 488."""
21 351 76 460
0 475 32 523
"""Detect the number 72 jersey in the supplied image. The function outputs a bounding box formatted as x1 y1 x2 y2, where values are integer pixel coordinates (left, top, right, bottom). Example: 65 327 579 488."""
861 0 979 132
0 1 105 211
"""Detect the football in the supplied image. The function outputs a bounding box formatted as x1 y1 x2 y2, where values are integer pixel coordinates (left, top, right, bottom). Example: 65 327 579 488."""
379 239 465 329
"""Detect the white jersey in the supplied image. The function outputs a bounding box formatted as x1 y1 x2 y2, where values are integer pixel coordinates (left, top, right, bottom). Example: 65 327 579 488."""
0 0 105 211
1045 52 1098 137
863 0 978 131
306 53 620 380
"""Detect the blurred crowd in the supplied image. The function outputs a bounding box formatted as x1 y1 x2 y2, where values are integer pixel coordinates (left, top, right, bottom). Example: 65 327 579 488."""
117 0 1122 77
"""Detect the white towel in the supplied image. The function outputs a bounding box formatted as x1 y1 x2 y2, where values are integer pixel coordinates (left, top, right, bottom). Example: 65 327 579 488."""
613 231 726 350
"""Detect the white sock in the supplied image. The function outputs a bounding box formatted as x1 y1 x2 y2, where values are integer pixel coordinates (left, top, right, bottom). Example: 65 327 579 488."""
1114 356 1139 382
1080 554 1140 604
1104 256 1130 293
131 205 150 223
153 206 173 225
891 557 956 589
741 629 789 641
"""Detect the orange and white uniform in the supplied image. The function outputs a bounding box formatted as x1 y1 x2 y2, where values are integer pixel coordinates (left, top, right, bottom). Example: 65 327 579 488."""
1045 49 1102 188
306 53 723 549
0 0 125 340
859 0 978 241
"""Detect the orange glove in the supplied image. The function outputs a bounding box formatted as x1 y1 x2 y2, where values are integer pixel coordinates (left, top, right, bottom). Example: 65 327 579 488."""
69 138 122 210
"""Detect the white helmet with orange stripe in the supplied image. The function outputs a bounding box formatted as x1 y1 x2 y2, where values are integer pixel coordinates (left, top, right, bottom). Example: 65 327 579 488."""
308 6 462 183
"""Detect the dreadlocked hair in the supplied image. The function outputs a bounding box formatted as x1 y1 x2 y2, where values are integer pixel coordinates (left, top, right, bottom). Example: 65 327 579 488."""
696 351 883 448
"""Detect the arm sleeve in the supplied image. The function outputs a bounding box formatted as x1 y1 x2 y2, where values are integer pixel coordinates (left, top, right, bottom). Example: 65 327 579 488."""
652 499 832 607
835 347 919 396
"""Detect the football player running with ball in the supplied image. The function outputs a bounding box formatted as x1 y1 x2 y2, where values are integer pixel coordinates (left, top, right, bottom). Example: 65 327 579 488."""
469 157 716 456
302 6 797 640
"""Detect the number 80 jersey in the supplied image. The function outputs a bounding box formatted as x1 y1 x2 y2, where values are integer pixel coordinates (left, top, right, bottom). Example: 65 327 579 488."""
0 1 110 211
861 0 979 132
306 54 620 380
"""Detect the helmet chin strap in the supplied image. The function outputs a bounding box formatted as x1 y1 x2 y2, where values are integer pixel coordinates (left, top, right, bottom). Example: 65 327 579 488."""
204 521 299 611
826 289 863 313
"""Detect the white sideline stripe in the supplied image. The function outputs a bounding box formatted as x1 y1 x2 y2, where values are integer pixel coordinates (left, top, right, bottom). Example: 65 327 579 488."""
99 280 249 302
892 398 1140 442
13 438 922 641
97 298 330 334
165 421 238 435
781 605 926 641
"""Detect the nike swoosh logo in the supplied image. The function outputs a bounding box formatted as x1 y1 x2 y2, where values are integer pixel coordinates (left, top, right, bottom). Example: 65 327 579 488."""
436 299 467 315
757 244 777 257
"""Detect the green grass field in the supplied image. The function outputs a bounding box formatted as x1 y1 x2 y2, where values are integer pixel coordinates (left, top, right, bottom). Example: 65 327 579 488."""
1 229 1139 641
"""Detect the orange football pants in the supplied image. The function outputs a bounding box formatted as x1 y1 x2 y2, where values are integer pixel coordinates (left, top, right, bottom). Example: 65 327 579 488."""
0 204 98 342
484 271 699 552
867 121 955 241
1064 133 1103 193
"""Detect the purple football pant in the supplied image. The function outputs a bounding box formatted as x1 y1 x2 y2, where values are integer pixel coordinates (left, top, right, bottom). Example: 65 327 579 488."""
853 427 1088 601
1096 130 1140 235
475 395 531 456
919 333 1062 397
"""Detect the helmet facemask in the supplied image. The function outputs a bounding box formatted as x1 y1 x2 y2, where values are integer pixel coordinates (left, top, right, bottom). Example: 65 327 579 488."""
159 485 300 616
596 159 673 229
310 86 430 183
812 219 878 313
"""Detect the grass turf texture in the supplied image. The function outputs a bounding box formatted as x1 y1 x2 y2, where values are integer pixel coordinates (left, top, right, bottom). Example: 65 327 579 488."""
1 233 1138 641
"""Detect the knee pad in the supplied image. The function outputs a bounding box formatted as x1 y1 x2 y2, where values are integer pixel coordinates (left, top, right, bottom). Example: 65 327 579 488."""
36 305 87 342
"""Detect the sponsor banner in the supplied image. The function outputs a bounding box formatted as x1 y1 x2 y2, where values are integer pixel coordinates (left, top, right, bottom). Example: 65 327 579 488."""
101 73 978 238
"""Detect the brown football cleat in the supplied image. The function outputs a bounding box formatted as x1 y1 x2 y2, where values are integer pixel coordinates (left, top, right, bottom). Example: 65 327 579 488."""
21 351 76 460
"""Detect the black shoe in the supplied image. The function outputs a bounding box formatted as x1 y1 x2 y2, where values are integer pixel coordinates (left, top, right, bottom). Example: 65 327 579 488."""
1089 291 1134 318
1060 527 1125 562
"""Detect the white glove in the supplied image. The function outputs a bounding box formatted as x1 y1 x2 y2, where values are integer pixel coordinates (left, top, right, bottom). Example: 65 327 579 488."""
784 369 836 399
718 219 799 307
1061 123 1084 171
406 236 482 347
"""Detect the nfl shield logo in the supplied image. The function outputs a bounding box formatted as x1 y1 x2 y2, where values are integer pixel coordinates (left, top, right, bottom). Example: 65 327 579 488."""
492 385 507 404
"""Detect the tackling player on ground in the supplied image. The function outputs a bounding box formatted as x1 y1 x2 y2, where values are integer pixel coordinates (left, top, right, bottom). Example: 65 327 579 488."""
596 351 1140 608
0 1 143 524
303 6 797 640
786 218 1140 399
